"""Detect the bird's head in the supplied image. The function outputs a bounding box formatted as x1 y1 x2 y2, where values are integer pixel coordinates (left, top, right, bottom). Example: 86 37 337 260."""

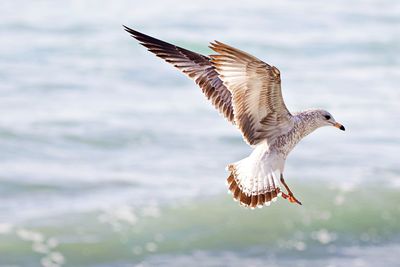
313 109 345 131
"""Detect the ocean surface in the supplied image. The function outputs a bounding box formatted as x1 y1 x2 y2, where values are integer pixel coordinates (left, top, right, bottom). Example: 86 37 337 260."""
0 0 399 266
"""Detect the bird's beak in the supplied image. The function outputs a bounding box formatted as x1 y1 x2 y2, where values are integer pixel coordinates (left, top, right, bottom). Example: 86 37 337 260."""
334 122 345 131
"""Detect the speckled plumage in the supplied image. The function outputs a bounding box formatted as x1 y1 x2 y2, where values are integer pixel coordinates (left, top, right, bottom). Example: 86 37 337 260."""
272 110 326 159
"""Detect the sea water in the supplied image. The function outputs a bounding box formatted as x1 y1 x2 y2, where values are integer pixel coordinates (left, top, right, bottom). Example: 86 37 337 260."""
0 0 399 266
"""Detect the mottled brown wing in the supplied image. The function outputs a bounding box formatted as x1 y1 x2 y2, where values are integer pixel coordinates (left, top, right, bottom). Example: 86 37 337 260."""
124 26 234 123
209 41 294 146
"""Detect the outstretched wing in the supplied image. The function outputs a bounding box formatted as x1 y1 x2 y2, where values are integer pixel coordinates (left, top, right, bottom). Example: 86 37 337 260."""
124 26 234 123
210 41 294 146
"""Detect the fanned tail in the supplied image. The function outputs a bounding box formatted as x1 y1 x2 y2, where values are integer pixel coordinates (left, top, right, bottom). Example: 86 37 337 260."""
226 158 281 209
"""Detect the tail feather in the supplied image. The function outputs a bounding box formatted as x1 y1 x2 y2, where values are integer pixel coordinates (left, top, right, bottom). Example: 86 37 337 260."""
226 159 281 209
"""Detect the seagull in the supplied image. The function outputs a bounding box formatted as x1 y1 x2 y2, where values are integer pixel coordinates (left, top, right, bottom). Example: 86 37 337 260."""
124 26 345 209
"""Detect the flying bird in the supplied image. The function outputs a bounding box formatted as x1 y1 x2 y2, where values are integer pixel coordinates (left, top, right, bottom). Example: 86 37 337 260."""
124 26 345 209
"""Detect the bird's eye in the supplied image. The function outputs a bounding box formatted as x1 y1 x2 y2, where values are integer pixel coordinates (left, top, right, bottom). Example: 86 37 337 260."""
324 115 331 120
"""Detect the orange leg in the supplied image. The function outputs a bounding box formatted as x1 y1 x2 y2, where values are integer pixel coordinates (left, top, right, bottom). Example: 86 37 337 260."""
280 174 302 205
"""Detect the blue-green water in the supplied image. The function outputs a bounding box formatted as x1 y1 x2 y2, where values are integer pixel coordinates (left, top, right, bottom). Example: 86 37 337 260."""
0 0 399 266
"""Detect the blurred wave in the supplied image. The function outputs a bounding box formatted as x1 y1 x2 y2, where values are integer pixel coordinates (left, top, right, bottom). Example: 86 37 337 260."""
0 0 399 266
1 183 399 266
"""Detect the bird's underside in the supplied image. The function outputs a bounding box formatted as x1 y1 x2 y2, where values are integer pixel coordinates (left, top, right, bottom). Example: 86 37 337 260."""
124 26 303 209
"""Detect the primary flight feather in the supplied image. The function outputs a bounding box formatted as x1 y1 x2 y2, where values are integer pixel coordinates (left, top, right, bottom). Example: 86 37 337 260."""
124 26 345 209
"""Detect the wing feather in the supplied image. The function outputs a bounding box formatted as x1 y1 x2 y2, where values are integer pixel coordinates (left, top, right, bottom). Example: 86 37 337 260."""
209 41 294 145
124 26 234 123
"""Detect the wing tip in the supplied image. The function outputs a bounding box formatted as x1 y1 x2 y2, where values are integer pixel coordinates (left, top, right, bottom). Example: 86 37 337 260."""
122 24 135 34
122 25 149 42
